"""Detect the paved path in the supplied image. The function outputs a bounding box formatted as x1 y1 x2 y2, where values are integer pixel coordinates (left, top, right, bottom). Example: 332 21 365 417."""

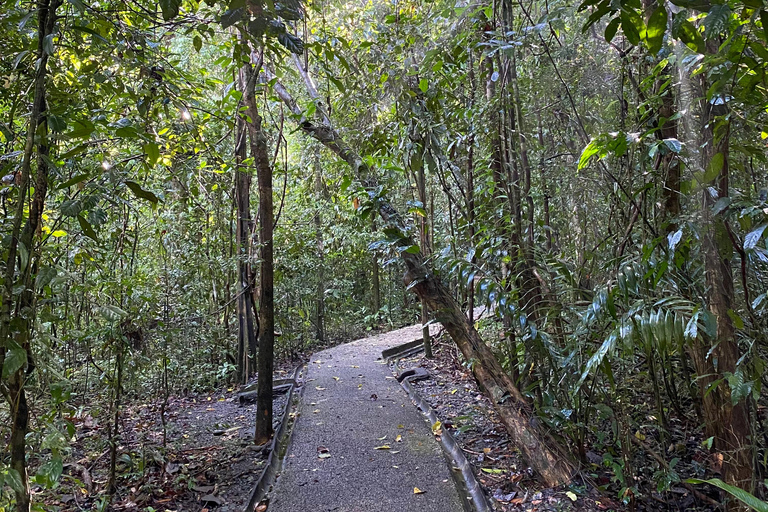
268 324 466 512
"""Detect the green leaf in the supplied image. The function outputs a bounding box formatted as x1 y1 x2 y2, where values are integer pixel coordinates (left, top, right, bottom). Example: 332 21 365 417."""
78 215 99 242
221 7 246 28
57 174 89 190
143 142 160 164
43 34 55 56
645 6 668 54
663 138 681 153
578 139 601 169
760 10 768 43
419 78 428 93
47 114 67 133
605 16 621 42
193 35 203 53
97 305 128 322
278 32 304 54
745 224 767 250
159 0 181 21
125 180 160 203
4 468 24 494
703 153 724 183
703 4 731 39
685 478 768 512
621 9 643 46
3 347 27 379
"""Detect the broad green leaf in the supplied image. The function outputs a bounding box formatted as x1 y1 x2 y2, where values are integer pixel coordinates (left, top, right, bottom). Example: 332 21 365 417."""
419 78 428 93
703 153 724 183
3 347 27 379
663 138 681 153
43 34 55 56
621 9 643 46
686 478 768 511
703 4 731 39
745 224 767 250
193 35 202 53
97 305 128 322
125 180 160 203
645 6 668 54
4 468 24 494
605 17 621 42
143 142 160 164
57 174 89 190
159 0 181 21
78 215 99 242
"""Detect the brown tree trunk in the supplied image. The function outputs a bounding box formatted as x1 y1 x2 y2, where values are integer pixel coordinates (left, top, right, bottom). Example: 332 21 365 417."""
243 56 275 446
235 66 257 384
693 93 753 505
314 150 326 343
0 2 60 510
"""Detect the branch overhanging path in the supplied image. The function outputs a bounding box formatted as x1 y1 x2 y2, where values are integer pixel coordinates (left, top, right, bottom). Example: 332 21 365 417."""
261 59 575 488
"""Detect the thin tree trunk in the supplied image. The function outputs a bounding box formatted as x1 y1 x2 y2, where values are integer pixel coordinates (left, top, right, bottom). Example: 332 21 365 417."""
314 150 326 343
0 3 60 510
243 56 275 446
234 68 257 384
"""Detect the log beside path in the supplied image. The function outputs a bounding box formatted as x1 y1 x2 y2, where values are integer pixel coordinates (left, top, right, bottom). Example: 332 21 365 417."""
267 323 465 512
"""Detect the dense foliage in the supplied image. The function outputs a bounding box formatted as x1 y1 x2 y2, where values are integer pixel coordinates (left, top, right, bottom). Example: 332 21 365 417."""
1 0 767 508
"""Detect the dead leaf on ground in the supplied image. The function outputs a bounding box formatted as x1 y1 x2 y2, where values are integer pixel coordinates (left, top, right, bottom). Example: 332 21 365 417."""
317 446 331 459
201 494 223 506
413 487 425 494
374 445 391 450
395 434 402 442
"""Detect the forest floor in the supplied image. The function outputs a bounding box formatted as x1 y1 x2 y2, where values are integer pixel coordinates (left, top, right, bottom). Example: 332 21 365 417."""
38 320 726 512
43 362 300 512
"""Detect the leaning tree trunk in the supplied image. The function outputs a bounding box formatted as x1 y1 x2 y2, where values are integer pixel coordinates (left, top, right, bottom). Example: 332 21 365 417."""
268 64 575 486
243 55 275 446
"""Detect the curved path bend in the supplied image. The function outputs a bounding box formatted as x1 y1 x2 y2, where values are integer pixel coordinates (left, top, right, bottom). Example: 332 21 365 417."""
268 324 466 512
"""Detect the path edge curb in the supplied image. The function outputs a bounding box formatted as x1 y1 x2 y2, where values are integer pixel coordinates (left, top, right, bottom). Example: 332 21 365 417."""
389 351 493 512
243 365 303 512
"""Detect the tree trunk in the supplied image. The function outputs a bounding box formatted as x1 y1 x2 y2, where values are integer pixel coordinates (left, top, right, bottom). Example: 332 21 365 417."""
314 151 326 343
235 67 257 384
0 2 60 510
243 57 275 446
693 91 753 505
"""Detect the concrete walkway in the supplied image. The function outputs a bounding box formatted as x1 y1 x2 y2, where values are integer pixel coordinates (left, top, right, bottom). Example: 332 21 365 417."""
268 324 466 512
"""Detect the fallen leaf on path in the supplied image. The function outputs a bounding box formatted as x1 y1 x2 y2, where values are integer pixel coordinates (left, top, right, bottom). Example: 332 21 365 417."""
333 377 340 381
317 446 331 459
377 435 387 440
566 491 578 501
201 494 223 506
413 487 425 494
374 445 391 450
313 409 320 414
431 421 442 435
192 485 215 493
315 386 326 391
395 434 402 442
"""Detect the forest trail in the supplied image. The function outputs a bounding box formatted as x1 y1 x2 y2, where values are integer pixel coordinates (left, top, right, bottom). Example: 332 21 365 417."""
267 323 468 512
